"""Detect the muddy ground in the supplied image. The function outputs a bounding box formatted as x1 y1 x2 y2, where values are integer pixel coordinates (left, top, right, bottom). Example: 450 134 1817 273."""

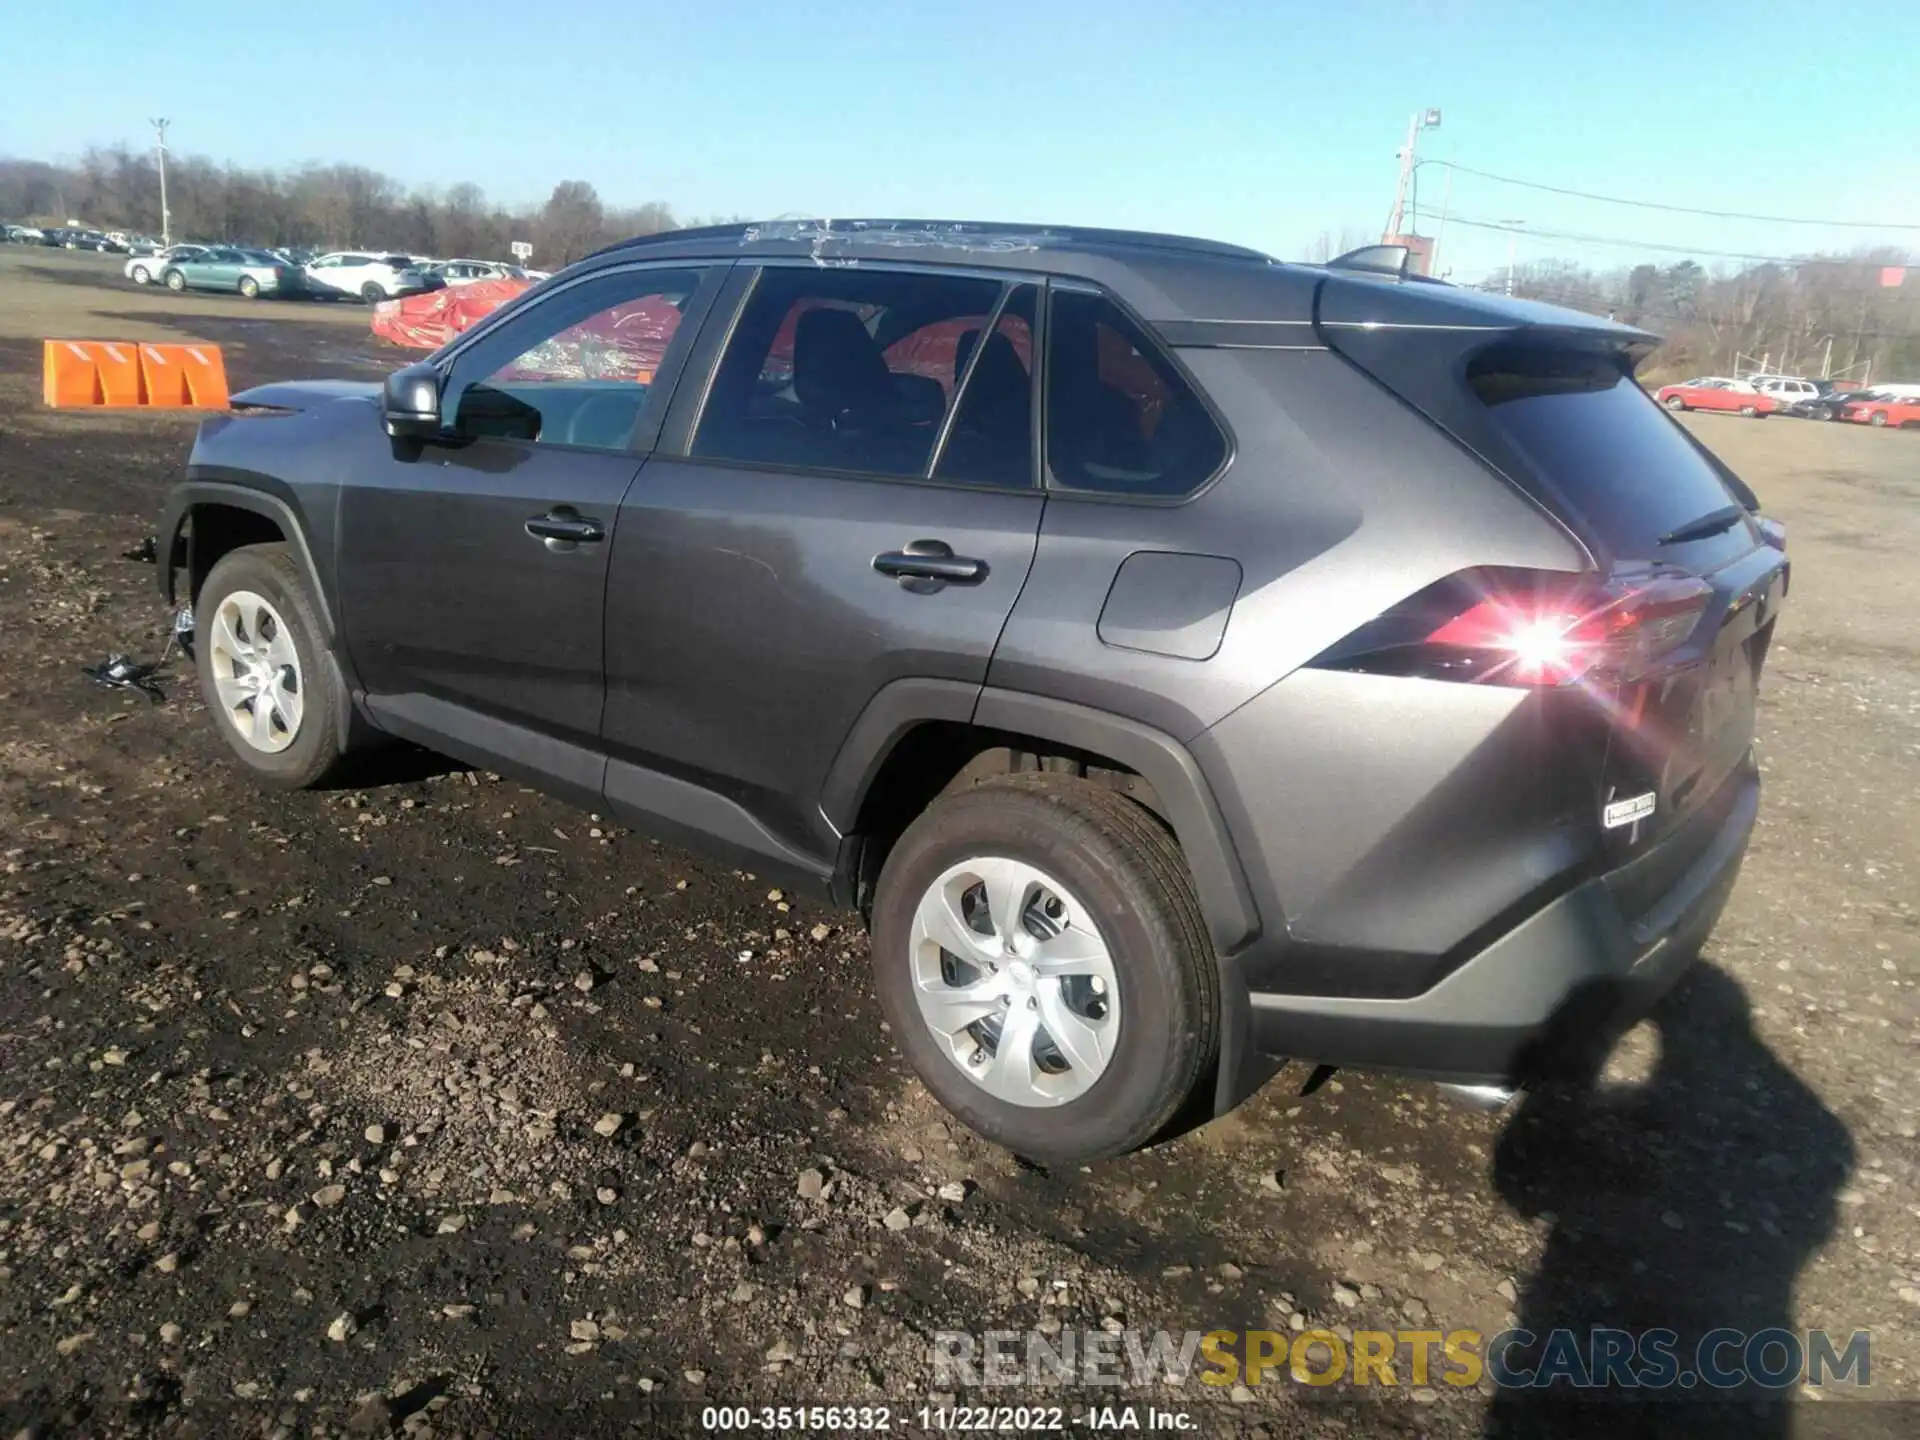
0 247 1914 1438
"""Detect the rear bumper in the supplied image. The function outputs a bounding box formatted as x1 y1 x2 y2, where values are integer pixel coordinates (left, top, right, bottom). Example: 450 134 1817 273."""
1240 764 1759 1086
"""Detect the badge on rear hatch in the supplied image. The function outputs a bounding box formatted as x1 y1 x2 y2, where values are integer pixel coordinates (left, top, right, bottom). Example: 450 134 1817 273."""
1604 791 1657 830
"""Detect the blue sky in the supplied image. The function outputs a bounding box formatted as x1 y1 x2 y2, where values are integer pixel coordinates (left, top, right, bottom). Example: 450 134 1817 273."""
5 0 1918 281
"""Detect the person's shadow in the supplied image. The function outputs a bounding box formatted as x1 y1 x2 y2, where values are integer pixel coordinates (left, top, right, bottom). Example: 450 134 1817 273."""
1486 962 1856 1438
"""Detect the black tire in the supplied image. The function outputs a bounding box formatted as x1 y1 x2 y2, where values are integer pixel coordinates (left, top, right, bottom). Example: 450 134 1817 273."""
869 773 1219 1165
1739 404 1759 417
361 281 387 305
195 543 352 790
237 275 260 299
1664 395 1687 411
164 269 186 292
1869 410 1888 427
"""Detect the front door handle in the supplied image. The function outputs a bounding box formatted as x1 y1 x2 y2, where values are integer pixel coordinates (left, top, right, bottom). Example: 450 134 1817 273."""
873 540 988 589
526 508 605 548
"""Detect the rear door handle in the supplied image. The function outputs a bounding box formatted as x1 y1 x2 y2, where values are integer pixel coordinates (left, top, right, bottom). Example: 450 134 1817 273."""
526 508 605 547
873 540 988 588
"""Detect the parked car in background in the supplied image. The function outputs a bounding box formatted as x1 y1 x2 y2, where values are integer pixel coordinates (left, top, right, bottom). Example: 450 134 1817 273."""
1781 388 1858 420
1654 377 1777 417
304 252 441 303
157 220 1790 1164
128 243 209 285
1749 376 1829 412
162 246 306 299
61 229 118 252
431 258 529 286
3 224 46 243
1841 392 1920 428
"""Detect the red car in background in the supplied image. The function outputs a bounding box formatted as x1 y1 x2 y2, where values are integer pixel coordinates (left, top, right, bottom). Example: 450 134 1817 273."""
1840 393 1920 429
1654 377 1778 417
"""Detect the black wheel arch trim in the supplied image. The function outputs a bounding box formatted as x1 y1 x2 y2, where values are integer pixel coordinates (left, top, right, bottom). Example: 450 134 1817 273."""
159 473 336 640
825 681 1262 953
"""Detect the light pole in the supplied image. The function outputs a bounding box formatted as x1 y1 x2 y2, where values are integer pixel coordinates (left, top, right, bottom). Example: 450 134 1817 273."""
1501 219 1526 296
1385 108 1442 242
150 118 171 245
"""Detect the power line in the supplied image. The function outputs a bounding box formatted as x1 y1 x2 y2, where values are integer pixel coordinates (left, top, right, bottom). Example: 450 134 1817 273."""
1440 214 1913 267
1425 160 1920 231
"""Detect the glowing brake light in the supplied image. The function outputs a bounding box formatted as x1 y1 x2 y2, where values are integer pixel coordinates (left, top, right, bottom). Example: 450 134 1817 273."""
1425 574 1712 686
1427 601 1606 684
1307 567 1715 688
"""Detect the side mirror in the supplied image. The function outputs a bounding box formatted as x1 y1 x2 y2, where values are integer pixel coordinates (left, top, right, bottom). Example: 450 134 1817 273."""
382 363 444 441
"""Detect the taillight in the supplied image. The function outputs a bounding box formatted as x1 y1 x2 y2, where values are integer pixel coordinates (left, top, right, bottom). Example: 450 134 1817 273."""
1310 568 1713 688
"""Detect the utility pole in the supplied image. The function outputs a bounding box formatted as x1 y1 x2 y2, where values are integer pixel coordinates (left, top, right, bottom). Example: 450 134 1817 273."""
1384 108 1442 242
150 118 171 245
1429 164 1453 278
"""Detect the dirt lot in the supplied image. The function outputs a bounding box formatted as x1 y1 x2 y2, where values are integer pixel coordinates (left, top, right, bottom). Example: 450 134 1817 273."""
0 247 1915 1438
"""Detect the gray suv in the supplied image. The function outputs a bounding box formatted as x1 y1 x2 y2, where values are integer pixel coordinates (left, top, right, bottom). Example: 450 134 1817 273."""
157 221 1787 1164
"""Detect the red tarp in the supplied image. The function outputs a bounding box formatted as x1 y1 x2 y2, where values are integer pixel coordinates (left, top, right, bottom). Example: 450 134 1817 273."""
370 278 535 351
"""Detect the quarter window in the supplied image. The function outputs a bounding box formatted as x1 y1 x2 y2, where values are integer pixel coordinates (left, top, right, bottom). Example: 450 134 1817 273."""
692 267 1016 483
1044 288 1226 497
443 266 706 452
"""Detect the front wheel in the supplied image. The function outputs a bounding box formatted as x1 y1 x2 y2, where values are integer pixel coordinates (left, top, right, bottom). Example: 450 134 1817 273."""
1739 404 1759 417
1664 395 1687 412
196 544 353 789
164 269 186 292
1869 411 1889 427
869 774 1219 1165
131 264 151 285
237 275 260 299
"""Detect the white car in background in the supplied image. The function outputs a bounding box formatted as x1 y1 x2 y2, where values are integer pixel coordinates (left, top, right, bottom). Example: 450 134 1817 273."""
127 244 209 285
432 258 530 286
303 251 442 304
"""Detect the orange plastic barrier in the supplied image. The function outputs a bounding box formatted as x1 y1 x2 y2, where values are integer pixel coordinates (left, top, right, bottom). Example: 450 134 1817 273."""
139 343 229 409
42 340 144 407
42 339 230 409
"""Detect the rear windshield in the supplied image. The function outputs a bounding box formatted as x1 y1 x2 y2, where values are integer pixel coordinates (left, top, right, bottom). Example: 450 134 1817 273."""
1468 344 1744 555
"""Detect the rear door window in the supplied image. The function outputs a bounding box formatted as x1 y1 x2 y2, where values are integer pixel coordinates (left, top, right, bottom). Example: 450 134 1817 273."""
1043 288 1226 497
1469 344 1747 555
691 266 1013 483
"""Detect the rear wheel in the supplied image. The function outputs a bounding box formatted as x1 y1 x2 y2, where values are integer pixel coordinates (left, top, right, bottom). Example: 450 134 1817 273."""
196 544 353 790
869 774 1219 1165
361 281 387 305
237 275 260 299
1869 410 1889 427
164 269 186 292
1663 395 1687 411
1739 404 1759 417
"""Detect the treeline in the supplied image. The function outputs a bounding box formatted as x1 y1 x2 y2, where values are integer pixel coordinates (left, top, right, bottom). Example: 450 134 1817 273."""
1482 251 1920 384
0 147 724 267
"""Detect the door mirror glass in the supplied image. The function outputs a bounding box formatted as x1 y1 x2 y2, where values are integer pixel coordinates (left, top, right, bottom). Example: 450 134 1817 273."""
383 363 444 440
